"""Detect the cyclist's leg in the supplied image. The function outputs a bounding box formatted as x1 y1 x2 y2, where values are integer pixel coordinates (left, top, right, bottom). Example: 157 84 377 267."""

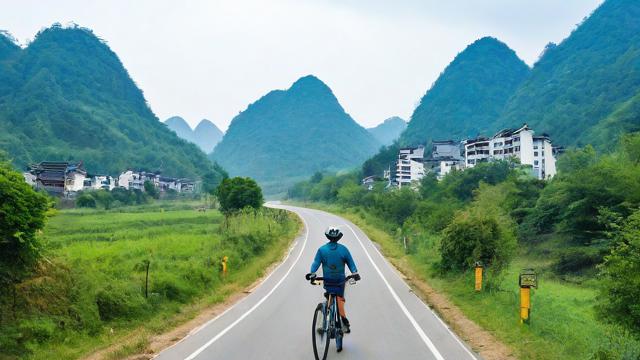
337 296 346 318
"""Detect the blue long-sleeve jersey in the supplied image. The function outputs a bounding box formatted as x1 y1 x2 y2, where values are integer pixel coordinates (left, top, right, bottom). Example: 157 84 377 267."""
310 242 358 281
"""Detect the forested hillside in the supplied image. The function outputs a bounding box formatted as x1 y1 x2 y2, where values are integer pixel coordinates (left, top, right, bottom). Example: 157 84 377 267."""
211 75 380 194
400 37 530 146
0 25 224 179
498 0 640 147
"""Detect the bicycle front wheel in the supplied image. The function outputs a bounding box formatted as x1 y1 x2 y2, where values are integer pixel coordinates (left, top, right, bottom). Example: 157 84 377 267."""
312 303 330 360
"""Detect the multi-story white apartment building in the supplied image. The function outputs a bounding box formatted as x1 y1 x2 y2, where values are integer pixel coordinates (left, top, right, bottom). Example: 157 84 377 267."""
395 146 425 188
463 124 556 179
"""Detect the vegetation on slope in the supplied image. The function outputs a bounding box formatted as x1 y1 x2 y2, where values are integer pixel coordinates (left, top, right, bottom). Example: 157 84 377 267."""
400 37 530 146
0 200 299 359
498 0 640 147
0 25 223 179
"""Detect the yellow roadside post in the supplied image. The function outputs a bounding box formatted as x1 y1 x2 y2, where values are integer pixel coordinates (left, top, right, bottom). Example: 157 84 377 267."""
221 256 228 277
519 269 538 324
474 261 483 292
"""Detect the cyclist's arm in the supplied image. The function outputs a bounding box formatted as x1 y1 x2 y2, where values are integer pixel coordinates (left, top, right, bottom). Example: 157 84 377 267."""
343 247 358 273
310 248 322 273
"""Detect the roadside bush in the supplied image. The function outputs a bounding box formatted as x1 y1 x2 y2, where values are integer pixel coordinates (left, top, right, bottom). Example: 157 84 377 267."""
18 318 56 343
95 283 148 321
597 210 640 333
152 275 197 303
0 160 50 292
440 183 517 274
590 328 640 360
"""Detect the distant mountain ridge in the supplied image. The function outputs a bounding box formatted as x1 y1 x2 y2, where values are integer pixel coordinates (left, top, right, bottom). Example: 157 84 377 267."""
0 24 225 181
400 36 530 146
164 116 223 153
367 117 406 145
211 75 381 194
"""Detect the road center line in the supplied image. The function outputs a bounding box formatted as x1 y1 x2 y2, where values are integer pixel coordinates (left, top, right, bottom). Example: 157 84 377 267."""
345 224 445 360
183 209 310 360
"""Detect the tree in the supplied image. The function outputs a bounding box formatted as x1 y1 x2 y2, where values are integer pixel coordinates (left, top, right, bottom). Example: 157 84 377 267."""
0 161 50 288
202 163 228 194
597 210 640 332
143 180 159 199
216 177 264 214
440 183 516 273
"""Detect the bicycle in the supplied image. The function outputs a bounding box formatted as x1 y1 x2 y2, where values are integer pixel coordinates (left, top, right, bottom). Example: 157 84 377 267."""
308 274 358 360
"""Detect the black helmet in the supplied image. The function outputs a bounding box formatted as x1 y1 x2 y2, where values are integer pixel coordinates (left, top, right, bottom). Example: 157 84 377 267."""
325 226 343 242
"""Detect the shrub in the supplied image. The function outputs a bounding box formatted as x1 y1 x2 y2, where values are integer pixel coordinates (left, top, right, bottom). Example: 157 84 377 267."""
440 183 517 274
95 283 148 321
0 161 50 288
597 210 640 333
18 318 56 343
76 192 96 208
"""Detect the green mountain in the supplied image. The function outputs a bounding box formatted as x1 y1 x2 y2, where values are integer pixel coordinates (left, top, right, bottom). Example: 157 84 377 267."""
498 0 640 147
211 75 381 194
400 37 530 146
367 116 406 145
0 25 223 179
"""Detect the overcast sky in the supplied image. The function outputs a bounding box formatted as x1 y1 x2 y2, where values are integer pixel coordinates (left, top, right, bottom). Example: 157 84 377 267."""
1 0 602 130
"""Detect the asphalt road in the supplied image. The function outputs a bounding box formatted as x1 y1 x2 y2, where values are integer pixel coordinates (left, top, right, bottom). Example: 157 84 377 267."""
155 204 479 360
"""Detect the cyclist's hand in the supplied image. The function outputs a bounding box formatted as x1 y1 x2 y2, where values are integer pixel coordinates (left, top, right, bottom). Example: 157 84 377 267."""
352 273 361 281
305 272 317 281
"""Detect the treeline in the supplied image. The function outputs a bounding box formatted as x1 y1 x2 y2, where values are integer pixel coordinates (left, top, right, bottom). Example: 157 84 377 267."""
289 133 640 335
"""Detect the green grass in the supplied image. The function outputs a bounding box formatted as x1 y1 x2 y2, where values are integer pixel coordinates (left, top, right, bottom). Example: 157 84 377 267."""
0 200 300 360
302 203 636 360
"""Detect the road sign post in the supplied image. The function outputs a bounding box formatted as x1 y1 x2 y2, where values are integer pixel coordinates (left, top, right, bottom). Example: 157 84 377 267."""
519 269 537 324
474 261 483 292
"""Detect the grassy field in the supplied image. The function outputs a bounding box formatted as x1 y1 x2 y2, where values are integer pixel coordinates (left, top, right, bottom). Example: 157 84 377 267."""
303 203 638 360
0 200 300 359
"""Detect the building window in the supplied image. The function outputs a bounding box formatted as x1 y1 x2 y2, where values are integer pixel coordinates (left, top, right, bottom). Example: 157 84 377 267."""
534 160 539 166
533 145 538 150
534 151 539 157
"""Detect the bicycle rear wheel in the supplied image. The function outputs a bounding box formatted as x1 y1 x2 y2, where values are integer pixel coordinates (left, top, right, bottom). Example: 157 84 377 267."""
312 303 330 360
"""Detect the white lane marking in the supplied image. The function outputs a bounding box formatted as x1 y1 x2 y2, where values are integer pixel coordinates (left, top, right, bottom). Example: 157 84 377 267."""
345 224 445 360
183 209 310 360
345 221 478 360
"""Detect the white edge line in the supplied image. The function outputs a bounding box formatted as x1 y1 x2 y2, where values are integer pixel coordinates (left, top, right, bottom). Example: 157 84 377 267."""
182 208 309 360
153 230 301 357
345 224 445 360
346 221 478 360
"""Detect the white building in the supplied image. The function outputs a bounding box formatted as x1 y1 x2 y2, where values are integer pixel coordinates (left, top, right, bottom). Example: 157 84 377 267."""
426 140 464 179
395 146 425 188
117 170 159 190
84 175 116 191
463 124 557 180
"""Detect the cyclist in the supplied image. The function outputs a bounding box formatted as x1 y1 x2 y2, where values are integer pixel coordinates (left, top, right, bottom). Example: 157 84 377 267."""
306 226 361 335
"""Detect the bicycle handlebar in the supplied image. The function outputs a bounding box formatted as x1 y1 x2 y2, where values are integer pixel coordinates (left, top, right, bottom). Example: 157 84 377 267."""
310 274 358 286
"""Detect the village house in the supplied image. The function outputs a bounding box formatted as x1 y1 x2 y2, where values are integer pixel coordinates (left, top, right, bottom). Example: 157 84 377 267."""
28 161 87 195
83 175 116 191
425 140 464 179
